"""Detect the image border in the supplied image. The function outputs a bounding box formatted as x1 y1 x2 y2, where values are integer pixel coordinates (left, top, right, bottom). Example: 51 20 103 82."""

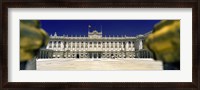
1 0 199 89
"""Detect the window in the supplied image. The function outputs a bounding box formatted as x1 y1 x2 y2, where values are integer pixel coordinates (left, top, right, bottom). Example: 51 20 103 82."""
64 42 66 48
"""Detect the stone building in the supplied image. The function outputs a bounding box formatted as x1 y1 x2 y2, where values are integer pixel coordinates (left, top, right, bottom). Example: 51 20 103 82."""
38 29 153 59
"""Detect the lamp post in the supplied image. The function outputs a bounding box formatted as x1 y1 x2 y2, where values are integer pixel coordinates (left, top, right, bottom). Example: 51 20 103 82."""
123 42 126 58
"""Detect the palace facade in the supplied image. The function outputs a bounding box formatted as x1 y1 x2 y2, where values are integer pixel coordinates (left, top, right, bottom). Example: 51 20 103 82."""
38 29 153 59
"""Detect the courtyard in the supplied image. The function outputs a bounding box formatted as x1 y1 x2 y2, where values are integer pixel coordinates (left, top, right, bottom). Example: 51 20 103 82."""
37 58 163 70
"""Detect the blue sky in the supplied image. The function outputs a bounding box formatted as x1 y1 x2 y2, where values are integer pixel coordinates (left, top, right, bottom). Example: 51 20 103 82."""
40 20 161 37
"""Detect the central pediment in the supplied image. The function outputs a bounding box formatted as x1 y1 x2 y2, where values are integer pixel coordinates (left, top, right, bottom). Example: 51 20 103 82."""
88 30 102 38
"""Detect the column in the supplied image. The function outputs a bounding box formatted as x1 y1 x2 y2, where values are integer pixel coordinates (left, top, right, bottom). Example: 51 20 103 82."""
43 51 46 58
42 51 44 59
94 42 95 48
145 51 147 58
79 41 81 50
113 41 117 51
101 41 103 48
139 51 141 58
50 51 52 58
96 41 99 48
60 42 62 50
84 41 86 49
52 41 54 49
92 42 94 48
139 40 143 50
117 42 119 49
131 41 133 48
39 50 41 58
112 42 114 49
143 51 145 58
46 51 47 58
97 52 98 59
56 41 58 50
55 42 57 50
47 51 49 58
109 42 111 50
126 41 128 50
74 41 77 49
105 42 107 49
88 42 90 48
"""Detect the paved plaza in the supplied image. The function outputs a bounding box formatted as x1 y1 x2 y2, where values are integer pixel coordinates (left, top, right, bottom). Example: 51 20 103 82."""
37 58 163 70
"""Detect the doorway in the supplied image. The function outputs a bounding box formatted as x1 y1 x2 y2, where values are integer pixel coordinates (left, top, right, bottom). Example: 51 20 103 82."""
76 54 79 58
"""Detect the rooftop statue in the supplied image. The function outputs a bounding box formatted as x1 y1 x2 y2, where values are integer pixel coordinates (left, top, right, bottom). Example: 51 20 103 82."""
20 20 49 69
145 20 180 70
